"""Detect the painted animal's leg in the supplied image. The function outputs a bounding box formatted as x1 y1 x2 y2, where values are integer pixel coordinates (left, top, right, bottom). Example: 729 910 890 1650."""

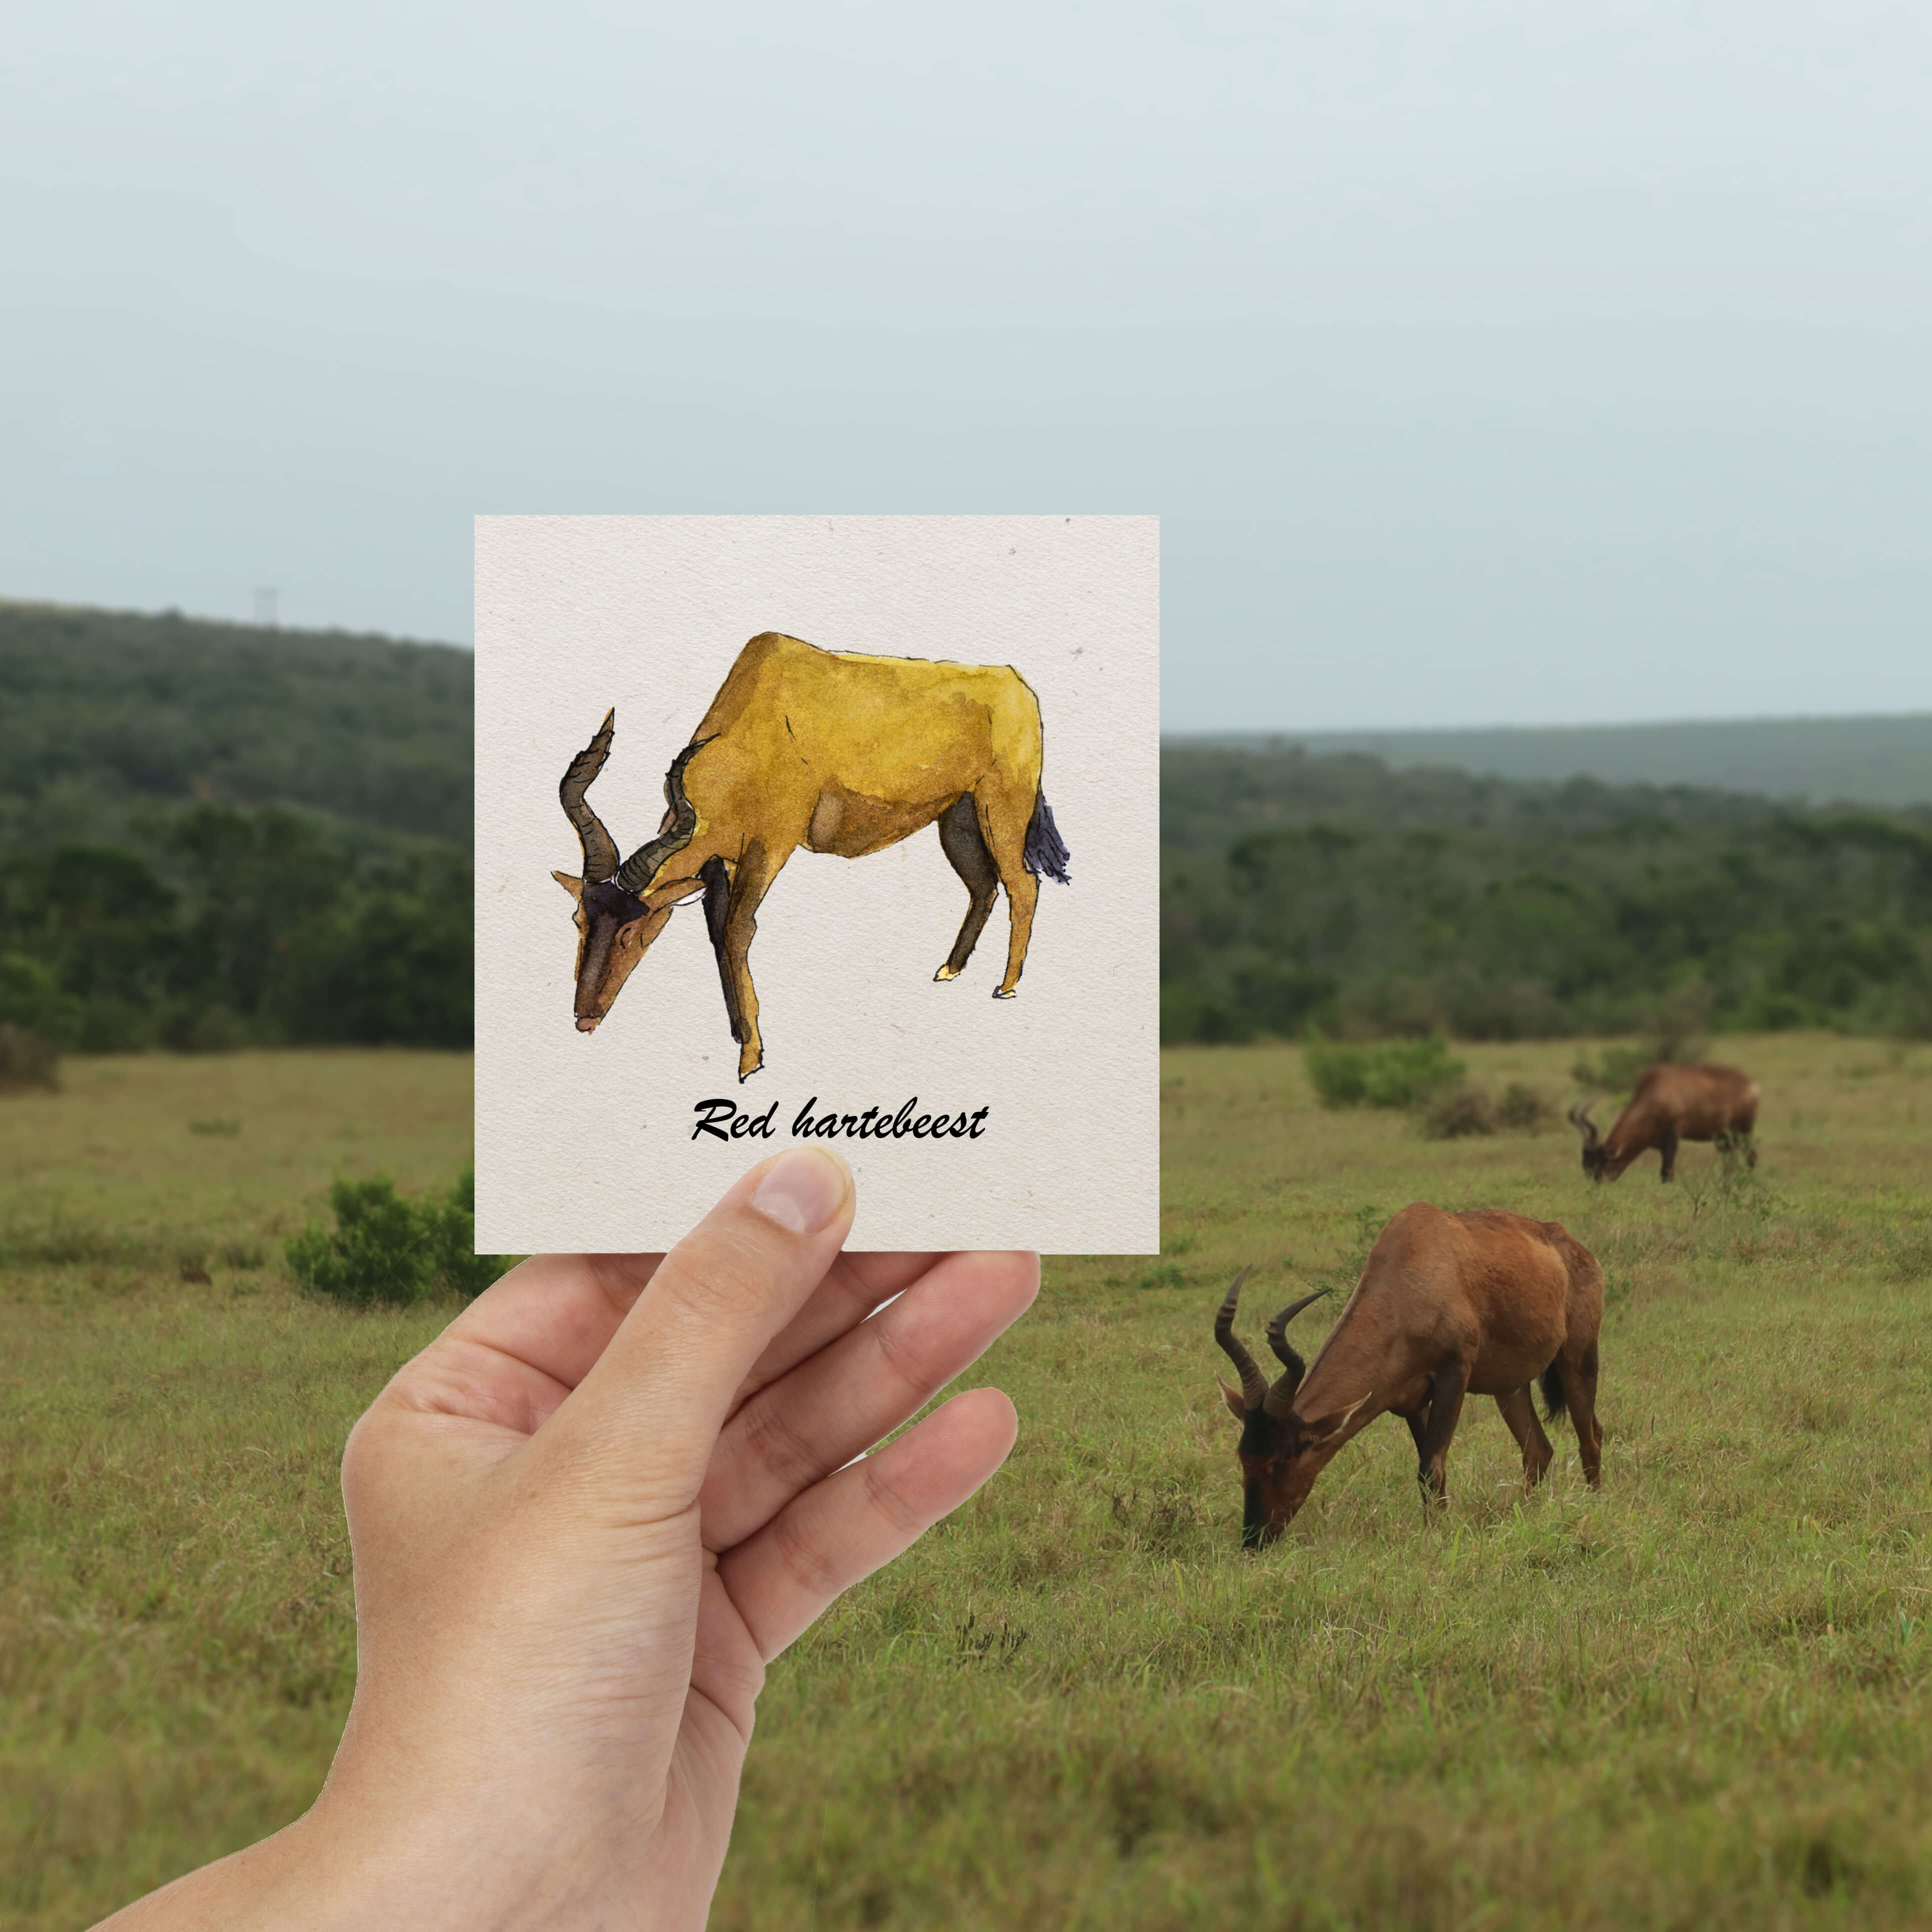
1554 1340 1604 1488
716 838 793 1082
934 793 1000 982
700 858 746 1046
1493 1385 1555 1490
974 787 1041 998
1658 1127 1680 1182
1416 1358 1470 1509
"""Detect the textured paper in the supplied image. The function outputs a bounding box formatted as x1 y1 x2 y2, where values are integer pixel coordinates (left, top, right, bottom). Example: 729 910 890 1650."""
474 516 1158 1254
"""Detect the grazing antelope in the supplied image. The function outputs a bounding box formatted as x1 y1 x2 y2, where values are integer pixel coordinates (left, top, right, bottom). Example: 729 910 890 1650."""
1568 1062 1760 1182
1212 1204 1604 1548
554 632 1070 1080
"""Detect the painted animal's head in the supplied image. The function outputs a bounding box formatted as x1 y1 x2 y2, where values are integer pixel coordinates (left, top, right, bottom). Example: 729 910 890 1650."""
1568 1103 1608 1180
553 712 702 1033
1212 1268 1364 1549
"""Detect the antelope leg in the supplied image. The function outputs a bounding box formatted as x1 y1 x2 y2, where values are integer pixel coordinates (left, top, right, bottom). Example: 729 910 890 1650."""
1494 1384 1554 1489
1415 1358 1470 1509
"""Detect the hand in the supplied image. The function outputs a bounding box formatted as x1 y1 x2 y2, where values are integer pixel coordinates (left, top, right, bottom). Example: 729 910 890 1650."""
100 1149 1037 1930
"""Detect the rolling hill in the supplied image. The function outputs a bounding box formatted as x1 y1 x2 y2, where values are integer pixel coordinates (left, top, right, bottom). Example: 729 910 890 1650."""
1176 712 1932 808
4 598 1928 1050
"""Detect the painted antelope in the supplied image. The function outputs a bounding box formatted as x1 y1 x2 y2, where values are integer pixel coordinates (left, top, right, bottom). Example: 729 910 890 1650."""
1567 1062 1760 1182
555 632 1070 1080
1212 1204 1604 1548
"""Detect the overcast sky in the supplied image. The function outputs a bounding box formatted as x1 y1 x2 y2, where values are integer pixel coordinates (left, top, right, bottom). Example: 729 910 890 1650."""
4 0 1929 729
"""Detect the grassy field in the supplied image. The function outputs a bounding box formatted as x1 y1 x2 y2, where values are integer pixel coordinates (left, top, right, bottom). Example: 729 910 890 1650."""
4 1039 1932 1929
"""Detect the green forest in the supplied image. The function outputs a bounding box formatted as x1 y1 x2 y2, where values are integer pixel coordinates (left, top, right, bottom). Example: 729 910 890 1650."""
1161 743 1932 1044
0 602 472 1051
4 600 1929 1056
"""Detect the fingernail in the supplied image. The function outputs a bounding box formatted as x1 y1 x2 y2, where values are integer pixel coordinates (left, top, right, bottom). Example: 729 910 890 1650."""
750 1148 850 1236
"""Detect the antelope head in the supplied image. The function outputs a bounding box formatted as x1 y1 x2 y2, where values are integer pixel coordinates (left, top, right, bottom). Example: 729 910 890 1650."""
552 712 704 1033
1212 1268 1364 1548
1568 1102 1607 1180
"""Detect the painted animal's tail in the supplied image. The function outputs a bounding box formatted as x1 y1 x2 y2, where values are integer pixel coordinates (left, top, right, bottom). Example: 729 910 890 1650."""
1538 1360 1569 1428
1023 793 1071 884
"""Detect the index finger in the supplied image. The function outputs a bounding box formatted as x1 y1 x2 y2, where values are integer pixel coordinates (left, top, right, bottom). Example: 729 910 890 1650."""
730 1249 942 1412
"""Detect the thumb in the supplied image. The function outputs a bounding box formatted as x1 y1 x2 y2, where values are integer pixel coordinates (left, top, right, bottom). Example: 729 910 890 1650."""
538 1148 855 1512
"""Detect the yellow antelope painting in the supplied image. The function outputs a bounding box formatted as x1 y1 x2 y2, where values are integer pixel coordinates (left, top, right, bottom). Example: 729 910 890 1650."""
552 632 1072 1080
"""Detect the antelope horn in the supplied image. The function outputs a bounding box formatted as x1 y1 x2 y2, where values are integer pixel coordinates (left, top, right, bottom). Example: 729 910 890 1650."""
612 736 710 896
1262 1286 1332 1414
560 710 621 885
1566 1102 1600 1148
1212 1266 1270 1414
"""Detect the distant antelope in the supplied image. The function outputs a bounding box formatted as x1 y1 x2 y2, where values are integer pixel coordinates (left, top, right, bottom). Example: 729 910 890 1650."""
1212 1205 1604 1548
554 632 1070 1080
1568 1062 1760 1182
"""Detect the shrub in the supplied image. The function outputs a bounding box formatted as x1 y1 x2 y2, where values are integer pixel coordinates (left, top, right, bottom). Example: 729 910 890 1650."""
1570 1043 1652 1093
432 1168 518 1301
1304 1033 1463 1110
286 1168 516 1308
0 1024 60 1094
1415 1082 1497 1140
1572 990 1713 1092
1415 1077 1556 1139
1495 1082 1556 1131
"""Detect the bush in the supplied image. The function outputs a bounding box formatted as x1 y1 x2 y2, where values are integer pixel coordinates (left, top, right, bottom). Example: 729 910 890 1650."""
1572 990 1713 1092
1570 1043 1652 1093
0 1023 60 1094
285 1168 516 1308
1495 1081 1556 1131
434 1168 516 1301
1414 1082 1496 1139
1414 1078 1556 1140
1304 1033 1464 1110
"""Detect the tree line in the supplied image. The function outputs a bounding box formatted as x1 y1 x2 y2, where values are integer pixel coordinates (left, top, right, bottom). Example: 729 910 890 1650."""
4 602 1928 1053
0 602 472 1052
1160 743 1932 1044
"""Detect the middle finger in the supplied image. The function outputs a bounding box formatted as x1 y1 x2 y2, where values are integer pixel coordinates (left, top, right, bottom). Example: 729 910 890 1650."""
727 1249 944 1416
700 1248 1037 1549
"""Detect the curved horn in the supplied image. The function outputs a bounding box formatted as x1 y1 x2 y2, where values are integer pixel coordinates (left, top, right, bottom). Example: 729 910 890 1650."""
612 737 708 896
560 710 621 885
1212 1266 1270 1414
1566 1102 1600 1148
1261 1286 1332 1414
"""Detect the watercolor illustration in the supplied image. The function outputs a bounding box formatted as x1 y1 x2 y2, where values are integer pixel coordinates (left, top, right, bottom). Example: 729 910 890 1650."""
552 630 1072 1080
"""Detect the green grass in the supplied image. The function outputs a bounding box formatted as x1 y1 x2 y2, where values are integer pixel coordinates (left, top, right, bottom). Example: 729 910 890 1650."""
6 1039 1932 1928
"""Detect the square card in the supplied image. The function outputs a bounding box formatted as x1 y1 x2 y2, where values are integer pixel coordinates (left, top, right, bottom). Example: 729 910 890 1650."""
474 515 1158 1254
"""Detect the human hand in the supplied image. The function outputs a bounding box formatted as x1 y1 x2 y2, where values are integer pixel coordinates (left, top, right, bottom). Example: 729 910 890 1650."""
101 1149 1036 1930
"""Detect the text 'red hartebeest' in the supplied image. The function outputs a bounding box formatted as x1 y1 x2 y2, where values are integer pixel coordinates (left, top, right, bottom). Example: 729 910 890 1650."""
1568 1062 1760 1182
554 632 1070 1080
1213 1204 1604 1548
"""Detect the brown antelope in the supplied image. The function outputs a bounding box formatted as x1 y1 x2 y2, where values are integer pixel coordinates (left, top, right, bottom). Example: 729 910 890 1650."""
1212 1204 1604 1548
554 632 1070 1080
1568 1062 1760 1182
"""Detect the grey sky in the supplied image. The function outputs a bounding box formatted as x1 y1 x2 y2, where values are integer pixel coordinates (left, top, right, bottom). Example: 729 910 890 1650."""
4 0 1928 728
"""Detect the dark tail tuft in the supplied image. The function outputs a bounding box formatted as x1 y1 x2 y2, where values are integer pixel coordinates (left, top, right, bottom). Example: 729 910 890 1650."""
1023 794 1070 884
1538 1362 1568 1427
